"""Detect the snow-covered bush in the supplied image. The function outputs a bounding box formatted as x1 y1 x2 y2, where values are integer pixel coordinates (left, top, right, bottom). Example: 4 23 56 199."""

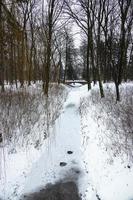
0 83 68 152
80 83 133 162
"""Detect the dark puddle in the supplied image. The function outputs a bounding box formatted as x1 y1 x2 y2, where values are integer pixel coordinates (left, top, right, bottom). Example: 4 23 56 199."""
21 181 81 200
21 167 82 200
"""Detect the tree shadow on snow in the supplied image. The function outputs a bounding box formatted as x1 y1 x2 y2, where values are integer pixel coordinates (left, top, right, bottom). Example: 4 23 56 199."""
21 167 82 200
21 181 81 200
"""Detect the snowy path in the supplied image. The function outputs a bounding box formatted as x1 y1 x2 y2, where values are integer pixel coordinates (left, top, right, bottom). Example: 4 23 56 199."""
22 86 85 197
22 83 133 200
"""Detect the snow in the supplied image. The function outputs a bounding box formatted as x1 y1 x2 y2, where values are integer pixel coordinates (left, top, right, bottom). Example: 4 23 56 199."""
80 82 133 200
0 83 68 200
0 82 133 200
22 85 85 195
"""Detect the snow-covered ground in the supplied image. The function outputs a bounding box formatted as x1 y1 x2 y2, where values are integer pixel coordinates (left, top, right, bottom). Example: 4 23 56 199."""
0 82 133 200
0 83 68 200
22 86 84 195
80 82 133 200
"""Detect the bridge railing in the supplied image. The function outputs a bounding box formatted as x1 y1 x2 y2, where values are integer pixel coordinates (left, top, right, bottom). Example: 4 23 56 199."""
65 80 87 85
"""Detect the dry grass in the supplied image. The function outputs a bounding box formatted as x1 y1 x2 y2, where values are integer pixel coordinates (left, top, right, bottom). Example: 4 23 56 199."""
0 83 68 152
80 83 133 162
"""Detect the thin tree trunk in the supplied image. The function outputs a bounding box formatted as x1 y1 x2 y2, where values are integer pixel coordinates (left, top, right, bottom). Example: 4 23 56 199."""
44 38 51 95
0 0 4 92
86 0 91 89
115 81 120 101
44 0 55 96
97 29 104 98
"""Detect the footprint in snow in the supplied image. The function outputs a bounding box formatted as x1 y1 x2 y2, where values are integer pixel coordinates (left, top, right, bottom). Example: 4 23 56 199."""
67 151 73 154
59 151 73 167
60 162 67 167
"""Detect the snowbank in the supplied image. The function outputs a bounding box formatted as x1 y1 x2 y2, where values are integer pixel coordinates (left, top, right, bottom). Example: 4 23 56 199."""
80 82 133 200
0 83 68 200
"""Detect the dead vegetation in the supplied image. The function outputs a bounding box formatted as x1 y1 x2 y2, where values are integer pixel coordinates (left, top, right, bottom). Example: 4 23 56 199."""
0 83 68 152
80 83 133 162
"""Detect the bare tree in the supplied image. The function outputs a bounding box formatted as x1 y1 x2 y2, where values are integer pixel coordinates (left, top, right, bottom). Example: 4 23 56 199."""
42 0 64 96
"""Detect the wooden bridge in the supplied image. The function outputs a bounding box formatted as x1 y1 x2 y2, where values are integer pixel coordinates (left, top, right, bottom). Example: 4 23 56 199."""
65 80 87 86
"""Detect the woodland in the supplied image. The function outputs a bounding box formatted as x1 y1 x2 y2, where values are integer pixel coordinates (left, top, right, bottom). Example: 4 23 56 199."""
0 0 133 101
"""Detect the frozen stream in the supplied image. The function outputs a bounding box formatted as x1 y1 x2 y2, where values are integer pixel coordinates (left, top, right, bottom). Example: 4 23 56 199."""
22 86 84 197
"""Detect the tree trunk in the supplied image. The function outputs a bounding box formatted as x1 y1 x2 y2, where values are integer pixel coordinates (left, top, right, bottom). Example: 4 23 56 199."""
0 0 4 92
44 37 51 96
97 29 104 98
87 23 91 90
115 81 120 101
